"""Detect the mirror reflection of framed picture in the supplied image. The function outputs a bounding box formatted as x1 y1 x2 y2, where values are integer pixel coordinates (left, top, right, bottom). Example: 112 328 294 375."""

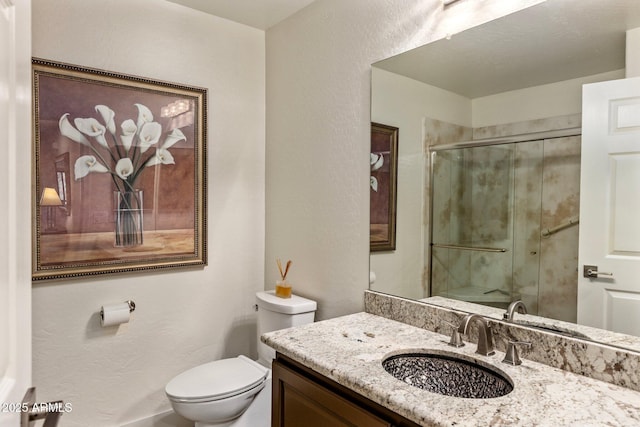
370 122 398 252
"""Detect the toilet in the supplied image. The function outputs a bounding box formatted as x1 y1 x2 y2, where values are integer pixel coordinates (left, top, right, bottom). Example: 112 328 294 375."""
165 291 317 427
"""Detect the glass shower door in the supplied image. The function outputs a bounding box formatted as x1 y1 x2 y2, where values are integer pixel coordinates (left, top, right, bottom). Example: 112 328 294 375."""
430 141 543 310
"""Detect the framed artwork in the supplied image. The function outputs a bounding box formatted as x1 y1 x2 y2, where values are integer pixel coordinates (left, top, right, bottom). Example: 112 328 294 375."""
32 58 207 281
370 122 398 252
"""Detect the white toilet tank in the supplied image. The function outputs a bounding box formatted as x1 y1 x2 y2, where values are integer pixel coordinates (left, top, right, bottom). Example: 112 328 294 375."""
256 291 317 366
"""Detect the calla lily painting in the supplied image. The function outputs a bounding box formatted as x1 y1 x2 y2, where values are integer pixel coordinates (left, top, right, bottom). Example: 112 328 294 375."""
32 59 207 281
370 122 398 252
62 105 185 191
61 103 188 247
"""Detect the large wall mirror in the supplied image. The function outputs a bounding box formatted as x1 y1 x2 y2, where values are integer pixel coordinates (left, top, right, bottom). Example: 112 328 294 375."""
370 0 640 350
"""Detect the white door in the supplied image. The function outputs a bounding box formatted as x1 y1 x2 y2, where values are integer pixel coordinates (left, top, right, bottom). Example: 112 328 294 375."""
577 77 640 335
0 1 32 426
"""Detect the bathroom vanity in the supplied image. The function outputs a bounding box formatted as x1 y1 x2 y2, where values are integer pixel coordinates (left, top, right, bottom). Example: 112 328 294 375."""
272 354 419 426
263 294 640 426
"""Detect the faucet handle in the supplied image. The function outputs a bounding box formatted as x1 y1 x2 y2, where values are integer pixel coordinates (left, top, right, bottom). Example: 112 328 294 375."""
443 320 465 348
501 338 531 365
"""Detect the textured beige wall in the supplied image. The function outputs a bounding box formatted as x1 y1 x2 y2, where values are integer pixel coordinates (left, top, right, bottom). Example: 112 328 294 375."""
265 0 545 321
31 1 265 425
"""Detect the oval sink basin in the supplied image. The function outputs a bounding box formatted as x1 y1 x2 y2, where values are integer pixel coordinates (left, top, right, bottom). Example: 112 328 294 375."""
382 352 513 399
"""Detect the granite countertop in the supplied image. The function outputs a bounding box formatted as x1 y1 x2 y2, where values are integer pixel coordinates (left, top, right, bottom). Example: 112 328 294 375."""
262 312 640 427
421 296 640 353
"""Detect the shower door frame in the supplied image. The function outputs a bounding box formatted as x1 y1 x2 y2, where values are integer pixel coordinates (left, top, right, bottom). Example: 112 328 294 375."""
427 127 582 300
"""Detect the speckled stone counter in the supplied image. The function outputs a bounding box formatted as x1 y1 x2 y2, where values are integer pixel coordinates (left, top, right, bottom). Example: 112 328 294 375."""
421 295 640 353
365 291 640 392
262 312 640 427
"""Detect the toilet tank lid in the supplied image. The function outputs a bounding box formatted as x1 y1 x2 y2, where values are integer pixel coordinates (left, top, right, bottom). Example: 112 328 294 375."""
256 291 317 314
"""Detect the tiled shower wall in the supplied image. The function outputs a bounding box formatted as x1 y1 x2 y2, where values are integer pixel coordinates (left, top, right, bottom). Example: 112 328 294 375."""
426 115 581 322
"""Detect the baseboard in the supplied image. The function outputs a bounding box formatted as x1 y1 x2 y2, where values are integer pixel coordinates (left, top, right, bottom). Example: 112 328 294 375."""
120 410 192 427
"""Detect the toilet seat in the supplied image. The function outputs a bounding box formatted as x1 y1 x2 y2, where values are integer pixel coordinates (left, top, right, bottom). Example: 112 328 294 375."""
166 355 268 404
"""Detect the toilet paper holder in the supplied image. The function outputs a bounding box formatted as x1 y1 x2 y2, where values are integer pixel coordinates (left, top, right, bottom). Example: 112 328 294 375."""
100 300 136 322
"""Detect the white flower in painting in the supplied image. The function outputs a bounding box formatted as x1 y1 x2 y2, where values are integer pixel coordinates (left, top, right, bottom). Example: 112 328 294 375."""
74 155 109 180
370 152 384 192
59 103 182 200
120 119 137 151
74 117 108 148
59 113 90 146
138 122 162 153
370 176 378 192
135 103 154 130
95 105 116 135
115 158 135 180
145 128 185 167
370 153 384 171
161 128 186 150
146 148 175 167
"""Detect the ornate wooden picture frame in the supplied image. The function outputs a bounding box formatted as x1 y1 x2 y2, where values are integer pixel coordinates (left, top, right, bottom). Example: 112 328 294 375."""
370 122 398 252
32 58 207 281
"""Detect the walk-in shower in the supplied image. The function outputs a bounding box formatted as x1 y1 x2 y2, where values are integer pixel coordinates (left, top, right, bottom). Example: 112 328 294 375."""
429 129 581 321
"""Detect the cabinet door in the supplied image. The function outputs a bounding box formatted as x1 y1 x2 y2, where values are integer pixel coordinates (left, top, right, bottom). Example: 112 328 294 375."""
272 360 391 427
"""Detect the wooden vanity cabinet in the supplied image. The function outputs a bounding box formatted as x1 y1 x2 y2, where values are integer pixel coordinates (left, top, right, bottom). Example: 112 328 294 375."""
272 353 421 427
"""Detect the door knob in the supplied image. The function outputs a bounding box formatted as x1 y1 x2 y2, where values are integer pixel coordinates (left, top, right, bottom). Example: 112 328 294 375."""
20 387 64 427
583 265 614 279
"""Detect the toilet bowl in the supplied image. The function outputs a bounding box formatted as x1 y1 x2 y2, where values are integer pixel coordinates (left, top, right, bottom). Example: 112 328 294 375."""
165 291 317 427
166 356 268 426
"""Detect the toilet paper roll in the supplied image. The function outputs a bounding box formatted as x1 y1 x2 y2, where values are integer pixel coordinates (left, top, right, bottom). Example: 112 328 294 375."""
100 302 131 327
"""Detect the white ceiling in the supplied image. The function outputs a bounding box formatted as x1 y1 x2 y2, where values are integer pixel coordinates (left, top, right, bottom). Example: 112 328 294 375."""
166 0 640 97
374 0 640 98
165 0 316 30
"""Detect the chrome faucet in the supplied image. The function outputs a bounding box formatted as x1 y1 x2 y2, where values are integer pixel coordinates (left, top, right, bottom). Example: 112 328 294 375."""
457 314 495 356
503 300 528 321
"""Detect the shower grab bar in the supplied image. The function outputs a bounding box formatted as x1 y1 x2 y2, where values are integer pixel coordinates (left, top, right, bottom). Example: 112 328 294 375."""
431 243 507 253
541 216 579 237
